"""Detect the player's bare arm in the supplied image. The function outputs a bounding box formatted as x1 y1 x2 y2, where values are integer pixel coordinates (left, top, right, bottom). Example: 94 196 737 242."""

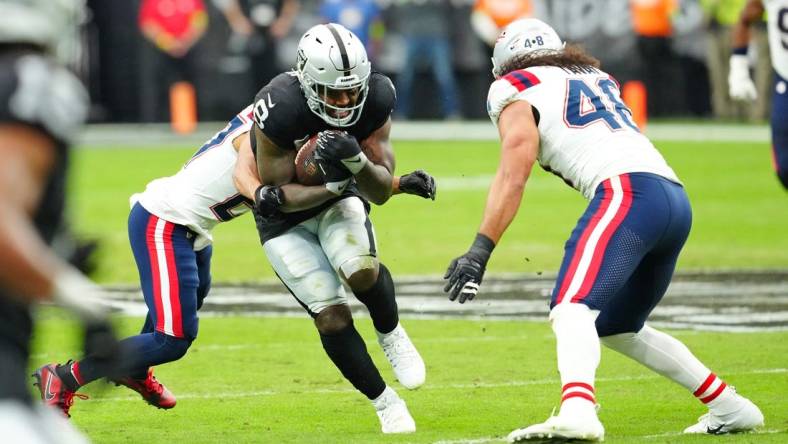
478 101 539 243
238 129 336 212
733 0 765 47
0 124 60 300
356 117 396 204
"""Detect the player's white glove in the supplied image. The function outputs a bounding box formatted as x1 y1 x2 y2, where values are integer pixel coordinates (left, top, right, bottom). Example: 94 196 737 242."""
728 54 757 101
52 266 109 322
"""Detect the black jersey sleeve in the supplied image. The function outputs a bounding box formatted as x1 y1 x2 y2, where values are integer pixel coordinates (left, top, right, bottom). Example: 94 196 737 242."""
0 53 87 145
363 73 397 133
253 73 305 151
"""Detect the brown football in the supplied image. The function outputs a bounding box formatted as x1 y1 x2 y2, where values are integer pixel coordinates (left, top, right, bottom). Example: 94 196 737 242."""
294 134 324 186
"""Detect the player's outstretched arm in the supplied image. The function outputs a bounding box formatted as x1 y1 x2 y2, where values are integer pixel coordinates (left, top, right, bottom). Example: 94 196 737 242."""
393 170 436 200
443 100 539 303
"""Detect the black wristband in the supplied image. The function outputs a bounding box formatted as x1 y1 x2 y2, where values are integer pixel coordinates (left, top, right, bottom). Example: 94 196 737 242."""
469 233 495 262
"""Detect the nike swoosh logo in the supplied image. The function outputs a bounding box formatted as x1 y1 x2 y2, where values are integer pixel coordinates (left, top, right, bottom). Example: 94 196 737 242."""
707 425 724 434
266 93 276 108
44 374 56 401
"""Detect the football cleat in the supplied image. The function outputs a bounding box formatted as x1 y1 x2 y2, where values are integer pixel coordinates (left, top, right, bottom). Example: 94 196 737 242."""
683 392 764 434
112 368 176 409
373 388 416 434
377 323 425 390
32 363 88 418
508 413 604 442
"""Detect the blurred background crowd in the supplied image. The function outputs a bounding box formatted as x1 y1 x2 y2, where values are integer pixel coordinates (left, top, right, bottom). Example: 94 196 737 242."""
83 0 772 124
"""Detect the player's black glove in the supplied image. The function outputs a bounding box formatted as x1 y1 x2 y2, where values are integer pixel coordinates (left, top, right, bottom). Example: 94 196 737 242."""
254 185 284 218
82 320 124 380
444 233 496 303
315 155 353 195
399 170 436 200
315 130 368 175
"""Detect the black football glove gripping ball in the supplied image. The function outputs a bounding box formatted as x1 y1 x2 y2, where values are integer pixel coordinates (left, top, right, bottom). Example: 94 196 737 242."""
444 234 496 303
315 154 353 195
315 130 368 174
399 170 436 200
254 185 284 218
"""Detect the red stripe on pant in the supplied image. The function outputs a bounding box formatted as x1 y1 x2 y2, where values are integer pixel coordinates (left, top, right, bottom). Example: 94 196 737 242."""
561 391 596 404
146 215 165 333
555 181 613 304
693 373 716 397
162 222 183 337
571 174 633 303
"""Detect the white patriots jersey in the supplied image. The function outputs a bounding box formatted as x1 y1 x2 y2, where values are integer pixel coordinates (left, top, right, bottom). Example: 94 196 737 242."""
487 65 680 199
765 0 788 79
133 105 255 250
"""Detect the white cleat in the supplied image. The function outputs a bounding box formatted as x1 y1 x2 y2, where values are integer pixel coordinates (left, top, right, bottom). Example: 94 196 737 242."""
683 393 764 434
373 387 416 434
507 414 604 443
377 323 425 389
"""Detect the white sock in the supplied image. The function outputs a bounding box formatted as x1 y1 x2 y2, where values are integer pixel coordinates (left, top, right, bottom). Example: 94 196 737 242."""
371 386 399 411
550 303 600 418
601 325 737 413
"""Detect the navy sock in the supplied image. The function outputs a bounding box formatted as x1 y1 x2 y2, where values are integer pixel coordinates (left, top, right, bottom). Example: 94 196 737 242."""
354 263 399 334
319 323 386 399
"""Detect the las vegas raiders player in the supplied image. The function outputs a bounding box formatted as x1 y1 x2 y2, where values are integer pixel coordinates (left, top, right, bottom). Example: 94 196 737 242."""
234 23 427 433
33 97 434 417
0 0 119 441
443 19 764 442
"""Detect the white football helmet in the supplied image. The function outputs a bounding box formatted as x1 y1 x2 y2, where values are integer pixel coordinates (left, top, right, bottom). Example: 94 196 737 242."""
296 23 371 127
491 18 564 78
0 0 85 65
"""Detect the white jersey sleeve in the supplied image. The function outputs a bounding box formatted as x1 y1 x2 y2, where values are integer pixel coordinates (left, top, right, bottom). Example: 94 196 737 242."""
487 66 680 199
765 0 788 79
133 105 256 250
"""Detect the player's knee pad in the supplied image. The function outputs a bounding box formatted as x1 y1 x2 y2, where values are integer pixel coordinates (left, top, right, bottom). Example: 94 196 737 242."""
549 302 598 325
340 255 379 292
315 304 353 335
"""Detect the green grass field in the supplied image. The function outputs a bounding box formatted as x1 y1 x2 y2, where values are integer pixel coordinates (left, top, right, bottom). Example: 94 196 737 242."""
30 136 785 443
71 139 788 284
31 314 787 443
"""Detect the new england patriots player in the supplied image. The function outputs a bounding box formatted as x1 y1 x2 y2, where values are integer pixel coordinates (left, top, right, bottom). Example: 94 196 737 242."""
0 0 119 441
34 104 434 417
443 19 764 442
234 23 428 433
729 0 788 189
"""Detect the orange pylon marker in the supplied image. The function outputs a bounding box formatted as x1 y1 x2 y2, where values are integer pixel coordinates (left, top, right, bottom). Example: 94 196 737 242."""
622 80 648 131
170 81 197 134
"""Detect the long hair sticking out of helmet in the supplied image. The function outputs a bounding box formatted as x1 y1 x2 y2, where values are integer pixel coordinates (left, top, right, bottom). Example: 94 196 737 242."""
295 23 371 127
497 45 601 78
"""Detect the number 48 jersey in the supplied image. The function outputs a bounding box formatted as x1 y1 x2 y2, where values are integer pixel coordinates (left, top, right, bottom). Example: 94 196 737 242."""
134 104 255 250
486 65 680 199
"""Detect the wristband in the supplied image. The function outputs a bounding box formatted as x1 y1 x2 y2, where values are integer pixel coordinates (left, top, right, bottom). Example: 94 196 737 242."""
468 233 496 263
340 151 368 175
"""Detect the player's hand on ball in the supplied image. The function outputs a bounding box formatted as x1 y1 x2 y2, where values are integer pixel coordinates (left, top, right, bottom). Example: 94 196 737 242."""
254 185 284 218
399 170 436 200
315 130 368 174
315 156 352 195
443 234 496 303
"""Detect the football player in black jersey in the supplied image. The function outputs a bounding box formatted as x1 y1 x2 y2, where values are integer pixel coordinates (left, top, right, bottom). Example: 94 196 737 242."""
234 23 431 434
0 0 119 441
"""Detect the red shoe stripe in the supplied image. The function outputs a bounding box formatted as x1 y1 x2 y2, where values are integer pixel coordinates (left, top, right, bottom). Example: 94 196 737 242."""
693 373 716 397
562 382 595 393
71 361 85 386
561 391 596 404
700 382 727 404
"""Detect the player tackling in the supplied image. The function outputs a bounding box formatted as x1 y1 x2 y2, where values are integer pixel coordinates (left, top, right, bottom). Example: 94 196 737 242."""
443 18 764 442
728 0 788 189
